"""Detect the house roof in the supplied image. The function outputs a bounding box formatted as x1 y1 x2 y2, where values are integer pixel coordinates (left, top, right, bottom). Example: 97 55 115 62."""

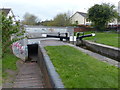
0 8 17 21
77 12 87 17
0 8 11 16
70 11 87 19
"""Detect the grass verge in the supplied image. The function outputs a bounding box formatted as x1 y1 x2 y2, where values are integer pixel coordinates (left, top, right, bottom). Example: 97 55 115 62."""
45 45 119 88
0 42 1 86
2 47 18 81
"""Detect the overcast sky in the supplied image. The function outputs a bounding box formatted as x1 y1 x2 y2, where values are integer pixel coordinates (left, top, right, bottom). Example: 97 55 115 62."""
0 0 119 21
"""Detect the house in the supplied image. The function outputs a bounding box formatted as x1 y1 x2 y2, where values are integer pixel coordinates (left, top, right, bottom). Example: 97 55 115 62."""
0 8 16 23
70 12 91 25
117 1 120 25
118 1 120 16
108 1 120 25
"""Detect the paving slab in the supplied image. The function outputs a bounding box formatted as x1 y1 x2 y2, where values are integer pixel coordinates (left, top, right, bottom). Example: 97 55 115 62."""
68 44 119 68
13 62 45 88
40 39 68 47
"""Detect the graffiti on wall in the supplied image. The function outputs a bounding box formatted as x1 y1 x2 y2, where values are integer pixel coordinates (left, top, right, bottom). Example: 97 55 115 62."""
12 42 28 61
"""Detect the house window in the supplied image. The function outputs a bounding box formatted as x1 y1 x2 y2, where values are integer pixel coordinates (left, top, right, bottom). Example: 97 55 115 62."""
75 21 78 24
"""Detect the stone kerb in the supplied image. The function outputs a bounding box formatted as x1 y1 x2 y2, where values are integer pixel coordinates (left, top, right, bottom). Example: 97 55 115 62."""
37 44 64 88
83 40 120 61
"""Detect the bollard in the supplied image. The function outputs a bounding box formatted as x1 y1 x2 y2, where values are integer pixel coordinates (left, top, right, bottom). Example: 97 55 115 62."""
76 32 80 39
65 33 69 41
58 32 60 38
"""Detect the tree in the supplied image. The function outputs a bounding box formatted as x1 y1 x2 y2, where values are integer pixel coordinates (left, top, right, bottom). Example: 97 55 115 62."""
40 11 72 26
1 12 24 56
22 13 39 25
87 3 118 31
53 12 71 26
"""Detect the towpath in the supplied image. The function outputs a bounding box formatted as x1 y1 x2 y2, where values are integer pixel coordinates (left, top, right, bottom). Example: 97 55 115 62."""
13 62 45 88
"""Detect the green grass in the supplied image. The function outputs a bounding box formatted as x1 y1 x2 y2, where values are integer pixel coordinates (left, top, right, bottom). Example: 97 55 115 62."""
76 31 119 48
45 45 119 88
0 42 1 86
2 48 18 78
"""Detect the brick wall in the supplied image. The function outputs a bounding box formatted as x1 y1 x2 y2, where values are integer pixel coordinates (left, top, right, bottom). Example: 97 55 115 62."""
74 27 95 32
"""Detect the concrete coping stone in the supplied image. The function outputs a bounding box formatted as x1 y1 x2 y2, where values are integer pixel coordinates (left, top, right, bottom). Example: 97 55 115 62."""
39 44 65 88
84 40 120 51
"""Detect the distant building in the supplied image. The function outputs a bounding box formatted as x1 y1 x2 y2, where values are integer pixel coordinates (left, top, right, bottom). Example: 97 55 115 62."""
70 12 91 25
0 8 16 23
109 1 120 25
118 1 120 16
117 1 120 25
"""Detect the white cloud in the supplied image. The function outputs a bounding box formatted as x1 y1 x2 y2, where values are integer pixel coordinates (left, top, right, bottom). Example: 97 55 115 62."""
0 0 119 21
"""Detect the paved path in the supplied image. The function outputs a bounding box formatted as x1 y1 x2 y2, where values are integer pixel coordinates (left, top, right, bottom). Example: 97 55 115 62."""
13 62 45 88
40 39 68 47
68 44 119 68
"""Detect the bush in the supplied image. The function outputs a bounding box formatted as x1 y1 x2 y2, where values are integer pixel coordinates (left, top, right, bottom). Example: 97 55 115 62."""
1 12 24 56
